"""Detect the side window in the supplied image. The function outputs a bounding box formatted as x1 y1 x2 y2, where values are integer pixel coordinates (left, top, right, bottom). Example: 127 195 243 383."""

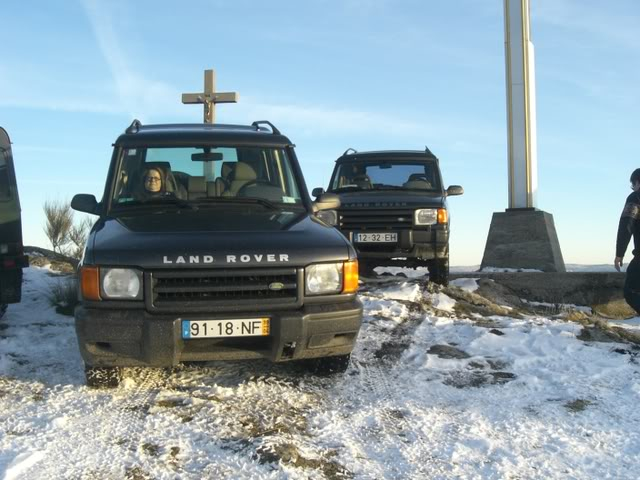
0 150 12 200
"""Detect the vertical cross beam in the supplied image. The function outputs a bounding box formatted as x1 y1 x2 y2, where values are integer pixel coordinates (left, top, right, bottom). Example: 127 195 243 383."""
181 69 239 124
504 0 538 209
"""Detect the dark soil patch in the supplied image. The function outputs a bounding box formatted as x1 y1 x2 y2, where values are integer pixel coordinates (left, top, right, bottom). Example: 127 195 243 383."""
374 340 412 361
564 399 592 412
255 443 353 480
444 370 516 389
141 443 161 457
427 344 470 360
125 466 153 480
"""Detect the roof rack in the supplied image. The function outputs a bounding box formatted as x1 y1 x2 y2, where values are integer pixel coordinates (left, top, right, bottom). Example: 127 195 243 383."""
125 119 142 134
251 121 281 135
342 148 357 156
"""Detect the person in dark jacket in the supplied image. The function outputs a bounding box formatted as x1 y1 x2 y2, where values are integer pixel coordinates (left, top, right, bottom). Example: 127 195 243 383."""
615 168 640 314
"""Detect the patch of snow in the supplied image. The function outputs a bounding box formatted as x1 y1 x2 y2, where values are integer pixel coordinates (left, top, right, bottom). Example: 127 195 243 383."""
430 292 456 312
480 266 544 273
608 317 640 331
522 299 593 314
3 451 45 480
378 282 423 302
449 277 479 292
373 266 428 279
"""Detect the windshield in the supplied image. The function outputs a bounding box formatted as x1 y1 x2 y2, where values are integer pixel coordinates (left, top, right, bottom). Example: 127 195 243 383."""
330 160 441 192
111 146 303 209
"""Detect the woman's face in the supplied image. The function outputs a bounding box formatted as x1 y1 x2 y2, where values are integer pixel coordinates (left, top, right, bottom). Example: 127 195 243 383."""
144 169 162 193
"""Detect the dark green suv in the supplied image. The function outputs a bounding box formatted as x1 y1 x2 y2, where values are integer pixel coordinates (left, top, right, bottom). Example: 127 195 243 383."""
313 149 463 285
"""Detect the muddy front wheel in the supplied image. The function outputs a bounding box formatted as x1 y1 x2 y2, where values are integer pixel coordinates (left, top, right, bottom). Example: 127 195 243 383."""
429 258 449 286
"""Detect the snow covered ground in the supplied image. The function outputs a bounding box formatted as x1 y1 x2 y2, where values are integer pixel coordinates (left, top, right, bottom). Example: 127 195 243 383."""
1 267 640 479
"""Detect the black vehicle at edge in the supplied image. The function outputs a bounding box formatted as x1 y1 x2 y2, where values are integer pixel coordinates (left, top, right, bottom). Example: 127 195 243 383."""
72 120 363 387
313 149 463 285
0 127 28 317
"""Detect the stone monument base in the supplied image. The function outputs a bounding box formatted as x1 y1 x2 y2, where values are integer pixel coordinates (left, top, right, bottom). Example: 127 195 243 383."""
481 209 565 272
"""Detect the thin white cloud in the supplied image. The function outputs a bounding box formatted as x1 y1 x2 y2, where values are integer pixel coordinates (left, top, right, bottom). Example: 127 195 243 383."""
533 0 639 49
80 0 185 121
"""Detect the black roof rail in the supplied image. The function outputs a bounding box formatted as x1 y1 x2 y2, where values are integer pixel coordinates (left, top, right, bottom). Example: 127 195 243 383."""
126 119 142 134
342 148 357 156
251 121 281 135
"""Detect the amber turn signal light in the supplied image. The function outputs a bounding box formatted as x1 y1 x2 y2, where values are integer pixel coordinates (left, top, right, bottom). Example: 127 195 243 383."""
80 266 101 301
342 260 359 293
437 208 448 224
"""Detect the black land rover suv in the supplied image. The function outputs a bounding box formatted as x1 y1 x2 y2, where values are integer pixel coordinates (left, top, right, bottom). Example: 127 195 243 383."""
313 149 463 285
0 127 28 317
71 120 362 387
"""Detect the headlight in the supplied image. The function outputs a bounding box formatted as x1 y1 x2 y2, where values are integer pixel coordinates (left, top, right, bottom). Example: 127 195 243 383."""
101 268 142 299
414 209 438 225
305 260 359 295
306 263 343 295
316 209 338 226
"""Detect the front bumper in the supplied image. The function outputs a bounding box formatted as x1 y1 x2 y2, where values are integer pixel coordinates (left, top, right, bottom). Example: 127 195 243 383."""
342 228 448 263
75 298 363 367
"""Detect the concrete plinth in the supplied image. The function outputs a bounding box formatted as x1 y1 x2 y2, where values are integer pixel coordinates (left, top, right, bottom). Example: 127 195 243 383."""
481 209 565 272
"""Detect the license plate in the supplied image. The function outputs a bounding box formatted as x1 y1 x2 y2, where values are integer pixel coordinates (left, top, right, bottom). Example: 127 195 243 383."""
182 318 270 339
355 232 398 243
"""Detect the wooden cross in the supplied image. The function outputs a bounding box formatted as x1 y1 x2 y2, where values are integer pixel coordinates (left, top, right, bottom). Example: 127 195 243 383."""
181 69 239 124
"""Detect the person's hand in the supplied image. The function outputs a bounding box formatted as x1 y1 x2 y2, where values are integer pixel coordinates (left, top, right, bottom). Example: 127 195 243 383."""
615 256 623 272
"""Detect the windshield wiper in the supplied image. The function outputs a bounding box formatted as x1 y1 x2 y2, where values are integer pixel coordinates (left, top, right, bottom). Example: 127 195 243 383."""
333 186 362 192
194 197 279 211
113 196 199 211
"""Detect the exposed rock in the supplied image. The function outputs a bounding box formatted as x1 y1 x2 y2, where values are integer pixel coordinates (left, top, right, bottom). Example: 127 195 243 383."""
427 344 470 360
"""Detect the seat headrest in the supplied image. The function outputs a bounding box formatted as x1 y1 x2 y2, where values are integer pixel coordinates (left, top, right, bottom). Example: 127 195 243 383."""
232 162 257 182
188 176 206 192
221 162 235 178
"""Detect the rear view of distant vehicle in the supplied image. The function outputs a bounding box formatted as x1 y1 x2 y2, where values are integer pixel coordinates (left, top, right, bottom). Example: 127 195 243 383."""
0 128 28 317
314 149 463 285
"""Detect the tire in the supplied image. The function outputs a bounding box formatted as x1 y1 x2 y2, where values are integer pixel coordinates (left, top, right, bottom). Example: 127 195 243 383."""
85 365 122 388
306 354 351 375
358 261 376 278
429 258 449 286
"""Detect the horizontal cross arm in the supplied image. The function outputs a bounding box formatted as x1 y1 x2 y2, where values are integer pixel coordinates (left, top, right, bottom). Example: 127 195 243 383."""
182 93 203 104
213 92 239 104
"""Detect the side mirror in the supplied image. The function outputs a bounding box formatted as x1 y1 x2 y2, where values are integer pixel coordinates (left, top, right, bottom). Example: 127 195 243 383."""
71 194 99 215
313 193 340 212
311 187 325 198
446 185 464 196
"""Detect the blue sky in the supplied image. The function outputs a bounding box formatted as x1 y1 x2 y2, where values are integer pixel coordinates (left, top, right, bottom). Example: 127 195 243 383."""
1 0 639 266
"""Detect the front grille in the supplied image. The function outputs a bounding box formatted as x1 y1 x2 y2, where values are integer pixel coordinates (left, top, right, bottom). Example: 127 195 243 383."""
339 208 414 231
149 268 299 311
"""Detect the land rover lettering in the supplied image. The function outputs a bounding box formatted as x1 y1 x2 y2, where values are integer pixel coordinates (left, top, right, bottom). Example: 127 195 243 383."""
226 254 290 263
163 255 215 264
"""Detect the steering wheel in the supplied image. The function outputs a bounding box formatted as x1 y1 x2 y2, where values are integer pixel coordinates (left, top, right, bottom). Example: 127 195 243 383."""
237 179 278 197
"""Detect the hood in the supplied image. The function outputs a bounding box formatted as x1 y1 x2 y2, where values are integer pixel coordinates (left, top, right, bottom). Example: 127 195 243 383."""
335 190 445 209
88 209 353 268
